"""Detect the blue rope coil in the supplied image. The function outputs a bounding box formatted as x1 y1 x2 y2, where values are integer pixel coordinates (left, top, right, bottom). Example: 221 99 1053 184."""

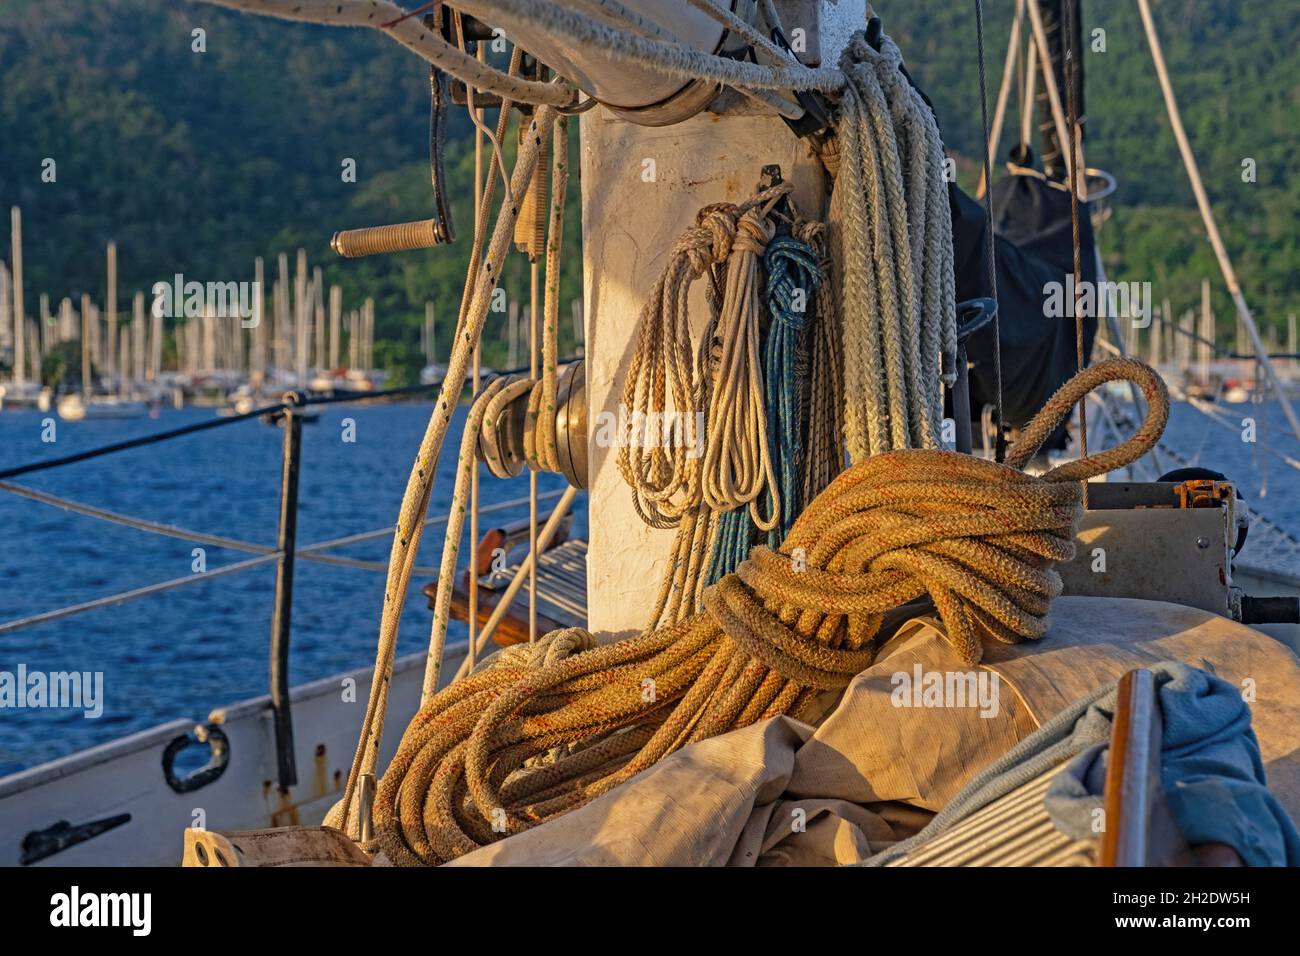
762 233 824 544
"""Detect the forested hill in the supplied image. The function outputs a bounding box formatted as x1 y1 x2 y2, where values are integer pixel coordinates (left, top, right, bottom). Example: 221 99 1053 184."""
1 0 1296 373
886 0 1300 335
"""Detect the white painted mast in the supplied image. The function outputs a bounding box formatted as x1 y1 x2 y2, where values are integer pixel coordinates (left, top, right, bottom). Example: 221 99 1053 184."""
106 241 118 381
11 207 24 388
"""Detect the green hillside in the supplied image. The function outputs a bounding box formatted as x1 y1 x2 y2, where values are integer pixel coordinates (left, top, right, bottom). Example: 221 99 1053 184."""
1 0 1295 372
885 0 1300 336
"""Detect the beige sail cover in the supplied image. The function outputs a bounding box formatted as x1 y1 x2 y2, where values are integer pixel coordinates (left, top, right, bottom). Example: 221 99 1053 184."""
446 597 1300 866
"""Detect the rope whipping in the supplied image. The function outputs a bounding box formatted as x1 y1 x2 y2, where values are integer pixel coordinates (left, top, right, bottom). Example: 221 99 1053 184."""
370 358 1168 865
829 33 956 462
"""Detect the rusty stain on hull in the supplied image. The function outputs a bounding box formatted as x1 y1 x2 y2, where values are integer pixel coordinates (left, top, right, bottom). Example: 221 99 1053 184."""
262 743 341 828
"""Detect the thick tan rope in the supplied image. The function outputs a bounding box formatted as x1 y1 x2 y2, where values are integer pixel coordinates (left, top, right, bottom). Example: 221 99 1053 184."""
372 357 1167 864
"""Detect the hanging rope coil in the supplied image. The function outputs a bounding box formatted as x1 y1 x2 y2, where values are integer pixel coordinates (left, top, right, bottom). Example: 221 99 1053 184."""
371 358 1168 865
830 33 957 462
763 233 825 542
700 208 781 529
705 229 825 584
617 186 789 531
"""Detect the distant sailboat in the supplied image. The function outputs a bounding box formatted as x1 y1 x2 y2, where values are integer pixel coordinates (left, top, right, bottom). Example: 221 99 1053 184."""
56 287 146 421
55 392 147 421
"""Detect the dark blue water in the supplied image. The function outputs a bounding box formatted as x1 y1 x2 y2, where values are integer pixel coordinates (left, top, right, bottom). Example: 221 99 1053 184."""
1 397 1297 776
0 402 583 775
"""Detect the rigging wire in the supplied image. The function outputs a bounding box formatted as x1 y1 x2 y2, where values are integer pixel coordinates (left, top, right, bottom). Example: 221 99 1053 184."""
1063 0 1088 500
972 0 1006 461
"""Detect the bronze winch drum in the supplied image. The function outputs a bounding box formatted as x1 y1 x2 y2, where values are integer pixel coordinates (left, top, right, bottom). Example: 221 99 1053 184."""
474 360 587 489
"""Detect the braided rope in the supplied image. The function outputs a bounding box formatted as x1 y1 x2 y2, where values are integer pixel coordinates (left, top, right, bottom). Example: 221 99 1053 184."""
323 105 559 838
701 209 781 529
797 221 846 503
617 186 790 531
200 0 574 106
705 230 824 584
763 232 824 542
423 118 571 702
372 358 1168 865
831 34 956 461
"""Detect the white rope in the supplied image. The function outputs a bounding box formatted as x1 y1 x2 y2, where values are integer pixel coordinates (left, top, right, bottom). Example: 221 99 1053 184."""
199 0 843 107
325 103 560 839
466 0 844 94
830 33 955 462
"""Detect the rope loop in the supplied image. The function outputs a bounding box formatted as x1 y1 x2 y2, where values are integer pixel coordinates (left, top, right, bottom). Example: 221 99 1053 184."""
1006 357 1170 480
763 234 823 333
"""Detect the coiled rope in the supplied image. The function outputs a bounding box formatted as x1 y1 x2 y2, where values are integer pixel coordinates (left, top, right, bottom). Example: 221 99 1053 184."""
617 187 789 531
616 186 793 630
830 33 957 461
763 232 825 542
706 229 825 583
700 208 781 530
369 357 1168 865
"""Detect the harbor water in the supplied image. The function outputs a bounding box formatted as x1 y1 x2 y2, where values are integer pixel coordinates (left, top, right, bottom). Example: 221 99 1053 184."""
0 401 582 776
0 397 1294 775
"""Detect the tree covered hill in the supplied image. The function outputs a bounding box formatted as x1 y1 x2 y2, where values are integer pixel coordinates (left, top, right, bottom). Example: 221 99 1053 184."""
884 0 1299 333
1 0 1295 369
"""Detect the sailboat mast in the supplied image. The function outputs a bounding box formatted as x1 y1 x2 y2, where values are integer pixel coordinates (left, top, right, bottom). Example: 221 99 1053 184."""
11 207 24 387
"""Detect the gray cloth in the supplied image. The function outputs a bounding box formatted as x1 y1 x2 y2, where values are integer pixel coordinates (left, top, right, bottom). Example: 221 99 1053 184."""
868 662 1300 867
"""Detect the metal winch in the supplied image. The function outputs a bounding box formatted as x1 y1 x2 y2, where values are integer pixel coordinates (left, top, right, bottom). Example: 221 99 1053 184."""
1057 476 1300 626
474 360 587 490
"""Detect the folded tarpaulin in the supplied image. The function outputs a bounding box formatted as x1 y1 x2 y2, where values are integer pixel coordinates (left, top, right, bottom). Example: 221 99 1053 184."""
868 661 1300 866
443 600 1300 867
1044 663 1300 866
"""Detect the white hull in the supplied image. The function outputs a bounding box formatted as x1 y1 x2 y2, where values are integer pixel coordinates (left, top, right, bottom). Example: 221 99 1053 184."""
0 648 462 867
56 395 149 421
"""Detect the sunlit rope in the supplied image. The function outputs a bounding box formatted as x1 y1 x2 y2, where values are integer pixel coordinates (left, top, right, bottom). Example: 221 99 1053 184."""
830 32 955 462
370 358 1168 865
